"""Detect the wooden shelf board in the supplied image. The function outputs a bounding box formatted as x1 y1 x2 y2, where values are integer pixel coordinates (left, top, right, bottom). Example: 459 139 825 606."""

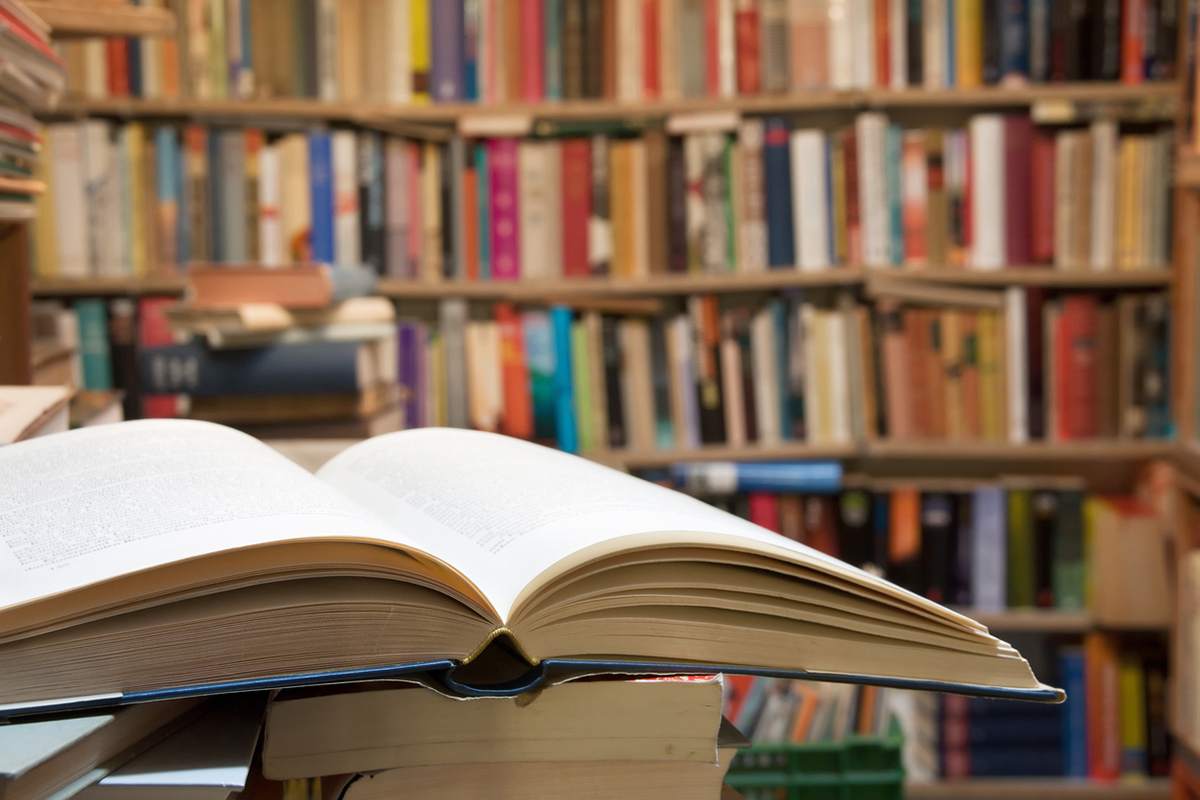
29 276 187 296
905 779 1169 800
865 440 1177 461
589 442 861 470
897 267 1173 287
1177 148 1200 188
46 82 1177 123
26 1 176 38
952 608 1169 633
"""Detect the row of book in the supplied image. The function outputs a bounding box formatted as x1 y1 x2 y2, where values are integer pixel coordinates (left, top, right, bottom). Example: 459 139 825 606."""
942 638 1169 779
31 279 1173 447
68 0 1177 107
32 114 1173 281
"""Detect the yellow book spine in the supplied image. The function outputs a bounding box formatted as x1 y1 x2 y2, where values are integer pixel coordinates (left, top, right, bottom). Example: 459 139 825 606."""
1116 138 1137 270
127 124 148 279
421 141 441 279
941 311 963 439
1118 655 1147 776
32 127 57 279
411 0 430 104
977 311 1000 440
955 0 983 88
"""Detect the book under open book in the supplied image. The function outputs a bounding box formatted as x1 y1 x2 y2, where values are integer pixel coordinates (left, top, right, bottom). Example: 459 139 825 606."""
0 421 1060 717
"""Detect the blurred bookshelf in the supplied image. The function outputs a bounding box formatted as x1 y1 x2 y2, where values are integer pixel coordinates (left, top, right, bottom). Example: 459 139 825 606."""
24 1 177 38
905 779 1170 799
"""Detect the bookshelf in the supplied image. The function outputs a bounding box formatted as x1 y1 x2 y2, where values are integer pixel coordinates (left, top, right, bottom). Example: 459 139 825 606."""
905 779 1170 800
46 82 1178 124
959 609 1169 634
23 1 177 38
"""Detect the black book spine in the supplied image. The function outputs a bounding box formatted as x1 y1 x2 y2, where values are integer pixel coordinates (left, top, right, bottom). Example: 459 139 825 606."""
359 132 386 275
601 316 627 448
983 0 1003 82
1065 0 1092 79
872 492 891 577
667 137 688 273
581 0 604 98
1155 0 1178 77
953 493 974 606
1050 0 1070 77
907 0 924 85
108 299 142 420
837 489 874 569
919 492 954 604
1026 288 1046 439
1033 490 1058 607
690 297 727 445
649 320 673 444
1093 0 1123 80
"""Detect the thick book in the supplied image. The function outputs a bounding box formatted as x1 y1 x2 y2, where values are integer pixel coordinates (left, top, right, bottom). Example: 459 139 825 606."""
0 423 1057 716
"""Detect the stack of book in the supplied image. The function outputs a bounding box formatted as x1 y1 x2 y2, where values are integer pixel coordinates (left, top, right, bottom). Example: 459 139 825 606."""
0 0 64 221
138 263 402 438
0 422 1060 797
66 0 1177 105
31 113 1173 281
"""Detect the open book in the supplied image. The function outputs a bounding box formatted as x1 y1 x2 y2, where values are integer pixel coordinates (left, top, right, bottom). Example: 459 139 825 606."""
0 421 1059 716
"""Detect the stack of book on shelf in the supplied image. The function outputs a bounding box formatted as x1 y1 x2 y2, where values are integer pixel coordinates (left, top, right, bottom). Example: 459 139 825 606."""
31 112 1174 282
67 0 1176 105
138 262 401 438
0 383 69 442
0 0 63 220
0 423 1062 798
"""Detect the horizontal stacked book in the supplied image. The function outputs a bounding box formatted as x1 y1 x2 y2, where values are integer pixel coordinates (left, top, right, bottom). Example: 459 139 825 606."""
66 0 1176 105
30 113 1173 281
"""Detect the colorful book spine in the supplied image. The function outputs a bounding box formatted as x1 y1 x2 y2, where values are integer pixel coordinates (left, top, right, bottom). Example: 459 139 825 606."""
308 130 334 263
550 305 579 452
489 138 521 279
430 0 465 100
75 299 114 391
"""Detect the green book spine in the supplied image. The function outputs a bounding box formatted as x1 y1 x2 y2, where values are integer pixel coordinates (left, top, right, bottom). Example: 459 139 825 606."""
571 321 594 452
1053 489 1086 610
1007 488 1036 608
75 299 114 391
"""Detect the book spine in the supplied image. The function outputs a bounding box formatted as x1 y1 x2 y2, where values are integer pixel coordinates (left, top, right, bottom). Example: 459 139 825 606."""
763 117 795 267
384 138 409 277
308 130 334 263
970 486 1007 610
489 138 521 279
141 340 365 394
476 142 491 279
495 302 534 438
522 0 547 99
590 134 612 275
359 132 386 275
1121 0 1145 83
1003 115 1032 266
735 0 761 92
430 0 466 100
550 305 579 452
546 0 566 99
332 130 361 266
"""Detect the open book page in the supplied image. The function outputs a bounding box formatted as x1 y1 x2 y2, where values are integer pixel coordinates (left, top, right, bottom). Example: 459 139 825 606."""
317 429 959 624
0 420 434 620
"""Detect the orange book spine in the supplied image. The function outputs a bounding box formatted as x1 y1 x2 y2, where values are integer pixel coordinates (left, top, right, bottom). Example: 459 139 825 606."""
160 35 180 97
888 487 921 564
643 0 661 97
1085 632 1122 781
874 0 889 87
858 685 878 734
496 302 534 438
1120 0 1144 84
107 38 129 97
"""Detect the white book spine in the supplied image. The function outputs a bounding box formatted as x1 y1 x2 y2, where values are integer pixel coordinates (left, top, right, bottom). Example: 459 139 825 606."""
968 114 1005 270
721 337 747 446
221 130 246 262
617 0 644 100
791 129 830 271
971 488 1007 612
828 0 854 88
751 307 782 444
825 310 851 443
1089 120 1117 271
889 0 907 88
630 140 649 278
857 113 889 267
388 0 413 104
1151 132 1171 268
1004 286 1028 443
84 40 107 99
672 314 701 448
116 127 133 277
544 141 565 278
719 0 737 96
738 120 768 272
922 0 945 88
332 130 361 265
1054 132 1074 269
800 303 823 442
519 141 551 279
851 0 875 88
317 0 339 101
258 144 283 266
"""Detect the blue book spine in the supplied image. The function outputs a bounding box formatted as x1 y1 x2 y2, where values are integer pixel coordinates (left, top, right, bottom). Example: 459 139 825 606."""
522 310 557 440
430 0 465 101
671 461 843 494
763 118 795 268
75 299 113 390
772 299 792 439
463 0 481 100
544 0 565 101
971 487 1007 611
1061 649 1088 777
872 492 890 570
885 125 903 265
127 39 142 97
309 131 335 263
140 341 365 395
208 131 225 262
969 716 1062 744
476 143 491 280
734 677 769 732
154 127 181 266
398 322 420 426
999 0 1030 77
967 747 1063 777
550 306 578 453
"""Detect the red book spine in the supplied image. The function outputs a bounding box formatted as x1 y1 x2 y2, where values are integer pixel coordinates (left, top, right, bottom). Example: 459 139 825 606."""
747 492 780 532
1121 0 1145 84
704 0 720 95
138 297 181 418
806 497 839 557
496 302 534 438
1030 130 1056 263
735 1 761 94
1004 115 1033 265
941 695 973 779
107 38 130 97
644 0 661 97
1064 295 1099 439
520 0 545 100
874 0 890 87
560 137 593 277
463 165 480 281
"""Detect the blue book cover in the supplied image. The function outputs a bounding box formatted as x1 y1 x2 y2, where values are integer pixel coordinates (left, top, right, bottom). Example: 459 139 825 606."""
671 461 843 494
207 131 224 262
463 0 480 100
550 306 578 453
309 131 335 263
763 118 795 268
999 0 1030 78
522 310 556 440
476 143 491 280
140 341 366 395
733 677 768 732
1061 648 1087 777
885 125 903 265
429 0 465 101
544 0 565 101
75 300 113 391
971 487 1007 611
